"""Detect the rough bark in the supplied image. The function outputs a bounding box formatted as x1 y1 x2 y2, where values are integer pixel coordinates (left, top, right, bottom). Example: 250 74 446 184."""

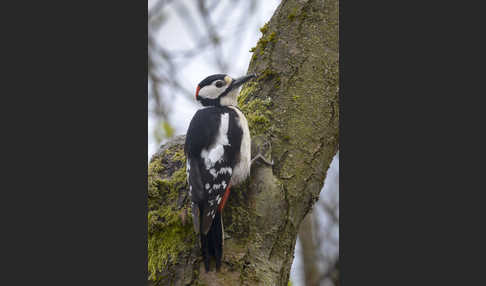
299 214 319 286
148 0 339 285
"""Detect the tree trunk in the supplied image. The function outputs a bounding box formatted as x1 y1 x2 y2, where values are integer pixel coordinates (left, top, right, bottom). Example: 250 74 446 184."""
299 213 320 286
148 0 339 285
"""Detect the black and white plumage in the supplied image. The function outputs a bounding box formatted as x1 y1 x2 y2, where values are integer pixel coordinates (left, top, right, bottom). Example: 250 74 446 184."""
184 73 255 271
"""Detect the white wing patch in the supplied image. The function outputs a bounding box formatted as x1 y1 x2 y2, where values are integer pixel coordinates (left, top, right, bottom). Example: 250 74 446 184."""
201 146 224 169
209 168 218 178
218 167 232 175
208 167 233 179
201 113 231 170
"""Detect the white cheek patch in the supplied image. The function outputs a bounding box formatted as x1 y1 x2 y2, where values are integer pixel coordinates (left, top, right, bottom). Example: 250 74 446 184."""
198 85 222 99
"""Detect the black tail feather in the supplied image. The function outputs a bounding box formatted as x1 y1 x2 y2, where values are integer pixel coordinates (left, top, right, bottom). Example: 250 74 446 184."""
200 210 223 272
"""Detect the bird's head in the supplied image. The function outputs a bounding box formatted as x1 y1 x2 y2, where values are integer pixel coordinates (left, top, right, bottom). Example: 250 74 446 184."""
195 73 257 107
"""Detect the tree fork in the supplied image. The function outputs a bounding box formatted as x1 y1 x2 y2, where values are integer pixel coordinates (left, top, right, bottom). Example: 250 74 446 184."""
148 0 339 284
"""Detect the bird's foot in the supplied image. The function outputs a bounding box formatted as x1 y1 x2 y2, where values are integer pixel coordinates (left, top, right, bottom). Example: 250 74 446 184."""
251 135 273 167
251 153 274 166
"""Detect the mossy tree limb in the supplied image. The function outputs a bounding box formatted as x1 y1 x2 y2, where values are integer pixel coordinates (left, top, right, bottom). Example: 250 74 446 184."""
148 0 338 284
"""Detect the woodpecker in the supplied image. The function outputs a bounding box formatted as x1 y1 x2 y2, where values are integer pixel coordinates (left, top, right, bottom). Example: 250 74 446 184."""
184 73 257 272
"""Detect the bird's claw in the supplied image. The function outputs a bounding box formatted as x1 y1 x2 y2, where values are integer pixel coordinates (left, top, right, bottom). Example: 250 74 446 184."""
251 154 274 166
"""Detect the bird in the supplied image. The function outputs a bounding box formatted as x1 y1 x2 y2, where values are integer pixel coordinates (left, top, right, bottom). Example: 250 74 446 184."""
184 73 257 272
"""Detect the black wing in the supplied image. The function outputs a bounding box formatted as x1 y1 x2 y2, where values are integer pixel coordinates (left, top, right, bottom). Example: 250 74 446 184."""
184 107 242 234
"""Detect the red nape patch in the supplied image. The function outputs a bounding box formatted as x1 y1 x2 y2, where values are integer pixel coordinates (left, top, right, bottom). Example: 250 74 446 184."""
195 85 201 100
218 184 231 212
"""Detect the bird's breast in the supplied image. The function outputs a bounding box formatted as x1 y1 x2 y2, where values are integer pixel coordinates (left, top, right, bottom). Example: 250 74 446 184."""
227 106 251 186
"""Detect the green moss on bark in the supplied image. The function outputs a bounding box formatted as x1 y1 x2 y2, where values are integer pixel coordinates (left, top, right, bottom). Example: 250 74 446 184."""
238 81 273 137
251 31 276 56
148 219 194 281
148 144 196 282
249 22 277 57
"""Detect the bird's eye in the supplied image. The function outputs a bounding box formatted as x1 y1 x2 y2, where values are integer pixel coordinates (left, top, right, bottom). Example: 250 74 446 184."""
215 81 224 88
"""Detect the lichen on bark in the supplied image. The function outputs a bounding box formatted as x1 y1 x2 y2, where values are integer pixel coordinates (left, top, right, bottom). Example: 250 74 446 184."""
148 0 339 284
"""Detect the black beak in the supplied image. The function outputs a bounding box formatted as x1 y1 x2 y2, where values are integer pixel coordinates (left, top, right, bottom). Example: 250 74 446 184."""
231 73 257 89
